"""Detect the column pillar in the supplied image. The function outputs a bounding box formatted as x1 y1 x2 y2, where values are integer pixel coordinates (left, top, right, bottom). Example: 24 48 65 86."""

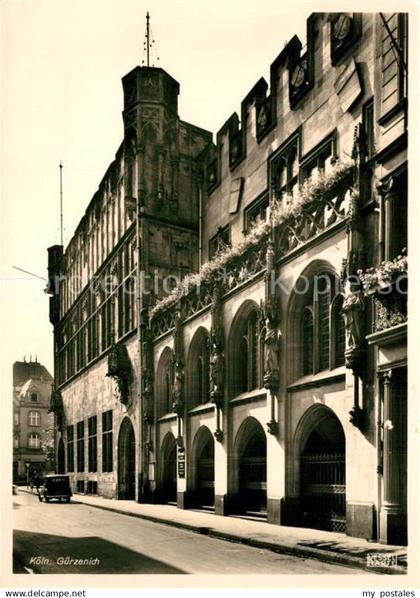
379 369 405 544
378 175 401 262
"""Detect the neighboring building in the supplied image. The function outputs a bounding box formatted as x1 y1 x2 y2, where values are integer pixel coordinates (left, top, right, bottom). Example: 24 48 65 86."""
13 358 54 482
48 13 408 545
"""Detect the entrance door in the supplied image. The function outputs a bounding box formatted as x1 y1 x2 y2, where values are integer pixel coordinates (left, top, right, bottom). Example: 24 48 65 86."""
194 428 214 507
160 433 177 503
118 418 136 500
57 437 65 474
300 411 346 532
238 420 267 513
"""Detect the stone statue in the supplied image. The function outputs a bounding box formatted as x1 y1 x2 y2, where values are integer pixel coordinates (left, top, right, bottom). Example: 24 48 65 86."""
209 328 224 405
342 289 365 350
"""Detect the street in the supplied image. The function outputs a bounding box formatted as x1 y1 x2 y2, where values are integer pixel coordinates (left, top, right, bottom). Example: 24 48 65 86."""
13 491 365 575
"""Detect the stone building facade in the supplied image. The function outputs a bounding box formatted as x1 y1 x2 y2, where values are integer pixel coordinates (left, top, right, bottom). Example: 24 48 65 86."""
48 13 408 545
13 359 54 482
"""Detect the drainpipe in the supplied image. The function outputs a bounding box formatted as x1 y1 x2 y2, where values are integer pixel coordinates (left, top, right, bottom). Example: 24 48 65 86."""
376 370 383 541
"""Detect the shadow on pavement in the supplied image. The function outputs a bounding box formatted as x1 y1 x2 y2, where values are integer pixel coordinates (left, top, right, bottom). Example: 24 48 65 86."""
13 530 186 574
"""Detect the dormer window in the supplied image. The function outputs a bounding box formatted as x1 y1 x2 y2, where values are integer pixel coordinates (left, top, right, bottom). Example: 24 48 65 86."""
30 392 38 403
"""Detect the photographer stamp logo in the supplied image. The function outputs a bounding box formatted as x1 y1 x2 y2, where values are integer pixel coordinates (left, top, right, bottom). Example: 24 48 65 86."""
366 553 399 568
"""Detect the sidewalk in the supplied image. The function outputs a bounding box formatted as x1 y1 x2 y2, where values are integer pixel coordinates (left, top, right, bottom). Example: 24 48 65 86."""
27 488 406 575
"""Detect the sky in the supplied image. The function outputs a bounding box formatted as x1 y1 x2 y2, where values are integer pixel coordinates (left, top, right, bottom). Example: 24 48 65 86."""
0 0 310 377
1 0 413 379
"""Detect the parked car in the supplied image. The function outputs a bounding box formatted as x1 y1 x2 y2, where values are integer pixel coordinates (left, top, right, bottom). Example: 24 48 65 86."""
38 474 72 503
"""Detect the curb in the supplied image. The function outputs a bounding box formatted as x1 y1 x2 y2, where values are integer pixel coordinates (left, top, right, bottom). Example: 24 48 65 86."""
18 488 407 575
69 497 408 575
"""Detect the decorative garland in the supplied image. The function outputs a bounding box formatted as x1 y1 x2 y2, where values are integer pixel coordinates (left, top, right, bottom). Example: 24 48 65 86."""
357 253 407 296
151 160 354 319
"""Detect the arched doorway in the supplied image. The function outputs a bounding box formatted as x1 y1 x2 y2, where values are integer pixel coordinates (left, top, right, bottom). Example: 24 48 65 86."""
192 427 214 508
298 407 346 532
160 432 177 503
57 437 65 474
118 417 136 500
235 417 267 515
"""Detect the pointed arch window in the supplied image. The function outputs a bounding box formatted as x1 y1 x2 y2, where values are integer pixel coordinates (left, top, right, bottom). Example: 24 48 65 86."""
330 294 346 368
157 348 175 418
300 273 344 376
164 369 172 414
317 275 332 371
188 331 210 410
239 310 259 394
302 307 314 376
196 344 210 406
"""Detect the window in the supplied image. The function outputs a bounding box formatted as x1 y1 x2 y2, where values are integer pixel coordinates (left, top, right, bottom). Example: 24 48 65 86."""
88 416 97 473
14 412 19 425
28 411 41 427
157 349 174 417
30 393 38 403
331 294 346 368
245 194 269 232
76 421 85 473
239 311 259 394
67 425 74 473
28 433 40 449
380 13 407 117
301 133 336 182
381 170 407 261
317 276 332 371
86 480 98 495
272 138 299 201
302 307 314 376
196 341 210 406
209 226 230 259
102 410 113 472
101 297 113 352
14 436 19 449
363 99 375 160
300 273 344 376
164 369 172 414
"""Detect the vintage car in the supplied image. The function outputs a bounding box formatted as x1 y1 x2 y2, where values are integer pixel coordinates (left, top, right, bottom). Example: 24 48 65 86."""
38 474 72 503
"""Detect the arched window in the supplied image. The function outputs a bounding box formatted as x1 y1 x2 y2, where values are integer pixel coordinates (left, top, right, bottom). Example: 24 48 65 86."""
300 272 343 376
30 392 38 403
239 310 259 394
302 307 314 376
28 433 40 449
317 275 332 371
330 294 346 368
28 411 41 427
188 329 210 409
164 368 173 415
196 352 209 405
157 348 174 418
